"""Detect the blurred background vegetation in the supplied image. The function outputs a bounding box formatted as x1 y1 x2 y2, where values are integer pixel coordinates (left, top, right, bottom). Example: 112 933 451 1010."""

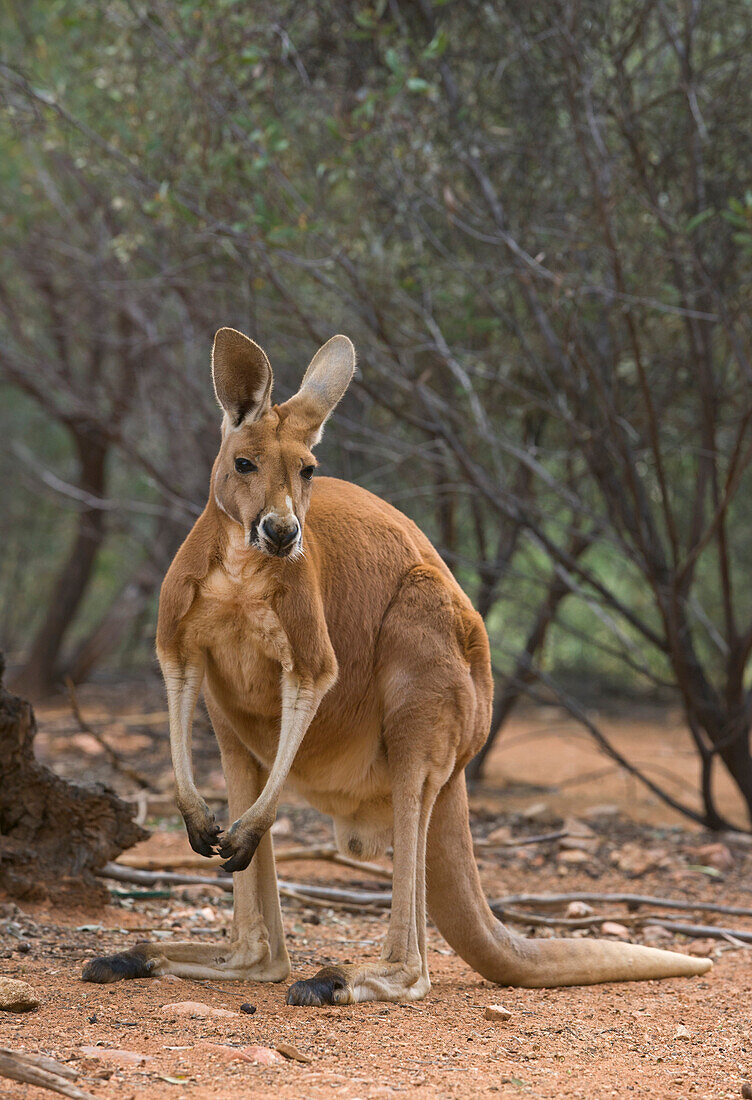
1 0 752 827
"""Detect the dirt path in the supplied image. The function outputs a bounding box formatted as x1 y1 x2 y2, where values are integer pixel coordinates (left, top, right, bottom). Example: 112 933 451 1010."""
2 692 751 1099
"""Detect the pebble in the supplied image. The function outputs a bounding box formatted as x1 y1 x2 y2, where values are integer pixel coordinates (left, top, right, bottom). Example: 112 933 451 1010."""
694 843 734 872
0 976 40 1012
674 1024 691 1041
277 1041 312 1063
741 1082 752 1099
240 1002 256 1014
601 921 630 938
558 849 590 865
566 901 595 918
484 1004 512 1022
198 1042 253 1063
197 1041 287 1066
520 802 550 822
160 1000 240 1019
246 1045 285 1065
642 925 673 944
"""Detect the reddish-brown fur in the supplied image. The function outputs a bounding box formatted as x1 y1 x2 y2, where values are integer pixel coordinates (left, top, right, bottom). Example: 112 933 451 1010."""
82 329 711 1001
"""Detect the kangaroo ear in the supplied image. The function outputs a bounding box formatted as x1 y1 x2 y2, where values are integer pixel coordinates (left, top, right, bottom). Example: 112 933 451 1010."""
286 335 356 444
212 327 273 428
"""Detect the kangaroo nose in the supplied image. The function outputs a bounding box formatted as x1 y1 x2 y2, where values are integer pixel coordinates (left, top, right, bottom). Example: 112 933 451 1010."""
261 516 299 550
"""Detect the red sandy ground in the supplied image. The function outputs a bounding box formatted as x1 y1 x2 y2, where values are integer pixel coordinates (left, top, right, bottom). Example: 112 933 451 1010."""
1 690 751 1099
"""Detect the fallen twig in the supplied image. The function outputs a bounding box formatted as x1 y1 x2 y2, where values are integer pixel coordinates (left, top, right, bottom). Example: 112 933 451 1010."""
477 830 569 850
274 845 393 879
100 862 392 908
493 891 752 919
101 864 752 937
642 919 752 944
117 845 393 880
491 904 752 943
0 1049 98 1100
66 679 156 792
491 905 646 929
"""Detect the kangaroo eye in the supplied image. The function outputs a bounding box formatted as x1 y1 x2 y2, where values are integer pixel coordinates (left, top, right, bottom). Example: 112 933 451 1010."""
300 465 316 481
235 457 258 474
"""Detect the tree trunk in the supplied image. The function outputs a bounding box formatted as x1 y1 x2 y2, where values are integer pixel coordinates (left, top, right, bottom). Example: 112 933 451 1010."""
63 515 183 685
15 425 108 699
467 534 589 783
714 724 752 826
0 655 147 906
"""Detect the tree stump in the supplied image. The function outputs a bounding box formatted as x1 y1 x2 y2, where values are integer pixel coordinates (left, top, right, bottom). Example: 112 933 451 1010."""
0 655 147 906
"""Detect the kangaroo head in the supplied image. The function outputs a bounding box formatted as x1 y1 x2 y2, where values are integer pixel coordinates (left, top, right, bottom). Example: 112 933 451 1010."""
210 327 356 557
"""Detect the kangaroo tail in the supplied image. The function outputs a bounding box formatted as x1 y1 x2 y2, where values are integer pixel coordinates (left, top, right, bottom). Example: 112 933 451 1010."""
425 773 712 988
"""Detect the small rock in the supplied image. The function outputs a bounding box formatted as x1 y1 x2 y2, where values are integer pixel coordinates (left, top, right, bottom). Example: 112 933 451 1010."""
246 1045 285 1065
566 901 595 918
601 921 630 939
160 1000 240 1019
558 849 590 865
741 1081 752 1099
642 925 673 944
674 1024 691 1041
277 1042 312 1063
559 836 599 853
611 843 666 878
688 940 715 957
563 817 596 839
520 802 550 822
485 825 512 845
198 1042 252 1064
693 843 734 872
484 1004 512 1022
271 816 293 837
0 976 40 1012
240 1002 256 1015
80 1047 152 1066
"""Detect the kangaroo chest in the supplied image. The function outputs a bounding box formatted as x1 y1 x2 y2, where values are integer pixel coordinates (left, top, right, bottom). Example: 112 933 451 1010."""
189 541 292 722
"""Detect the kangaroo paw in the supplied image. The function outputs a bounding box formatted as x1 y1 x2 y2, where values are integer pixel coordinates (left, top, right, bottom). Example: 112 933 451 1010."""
182 802 221 857
218 823 263 873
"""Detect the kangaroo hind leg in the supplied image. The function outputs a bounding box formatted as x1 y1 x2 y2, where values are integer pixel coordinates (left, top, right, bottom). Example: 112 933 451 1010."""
83 713 289 984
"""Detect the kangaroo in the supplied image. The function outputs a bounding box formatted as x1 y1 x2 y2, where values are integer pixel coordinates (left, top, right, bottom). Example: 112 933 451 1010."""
82 328 711 1003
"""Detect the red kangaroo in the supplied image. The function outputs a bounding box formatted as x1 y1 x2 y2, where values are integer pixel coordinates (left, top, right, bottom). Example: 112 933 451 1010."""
83 328 711 1003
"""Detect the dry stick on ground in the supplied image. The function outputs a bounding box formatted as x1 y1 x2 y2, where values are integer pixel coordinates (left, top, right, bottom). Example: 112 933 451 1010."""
101 864 752 940
494 892 752 919
65 679 156 792
100 862 392 908
117 845 394 880
491 905 752 942
117 832 566 876
0 1049 99 1100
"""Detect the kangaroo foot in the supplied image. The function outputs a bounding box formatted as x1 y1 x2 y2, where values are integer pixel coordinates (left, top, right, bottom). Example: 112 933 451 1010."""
286 961 429 1005
82 939 291 984
82 943 160 984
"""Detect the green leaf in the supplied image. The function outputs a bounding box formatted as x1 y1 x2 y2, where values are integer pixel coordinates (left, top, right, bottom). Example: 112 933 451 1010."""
686 208 714 232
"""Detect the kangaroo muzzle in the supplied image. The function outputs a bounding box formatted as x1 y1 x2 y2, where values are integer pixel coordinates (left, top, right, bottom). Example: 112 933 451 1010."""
259 513 300 556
